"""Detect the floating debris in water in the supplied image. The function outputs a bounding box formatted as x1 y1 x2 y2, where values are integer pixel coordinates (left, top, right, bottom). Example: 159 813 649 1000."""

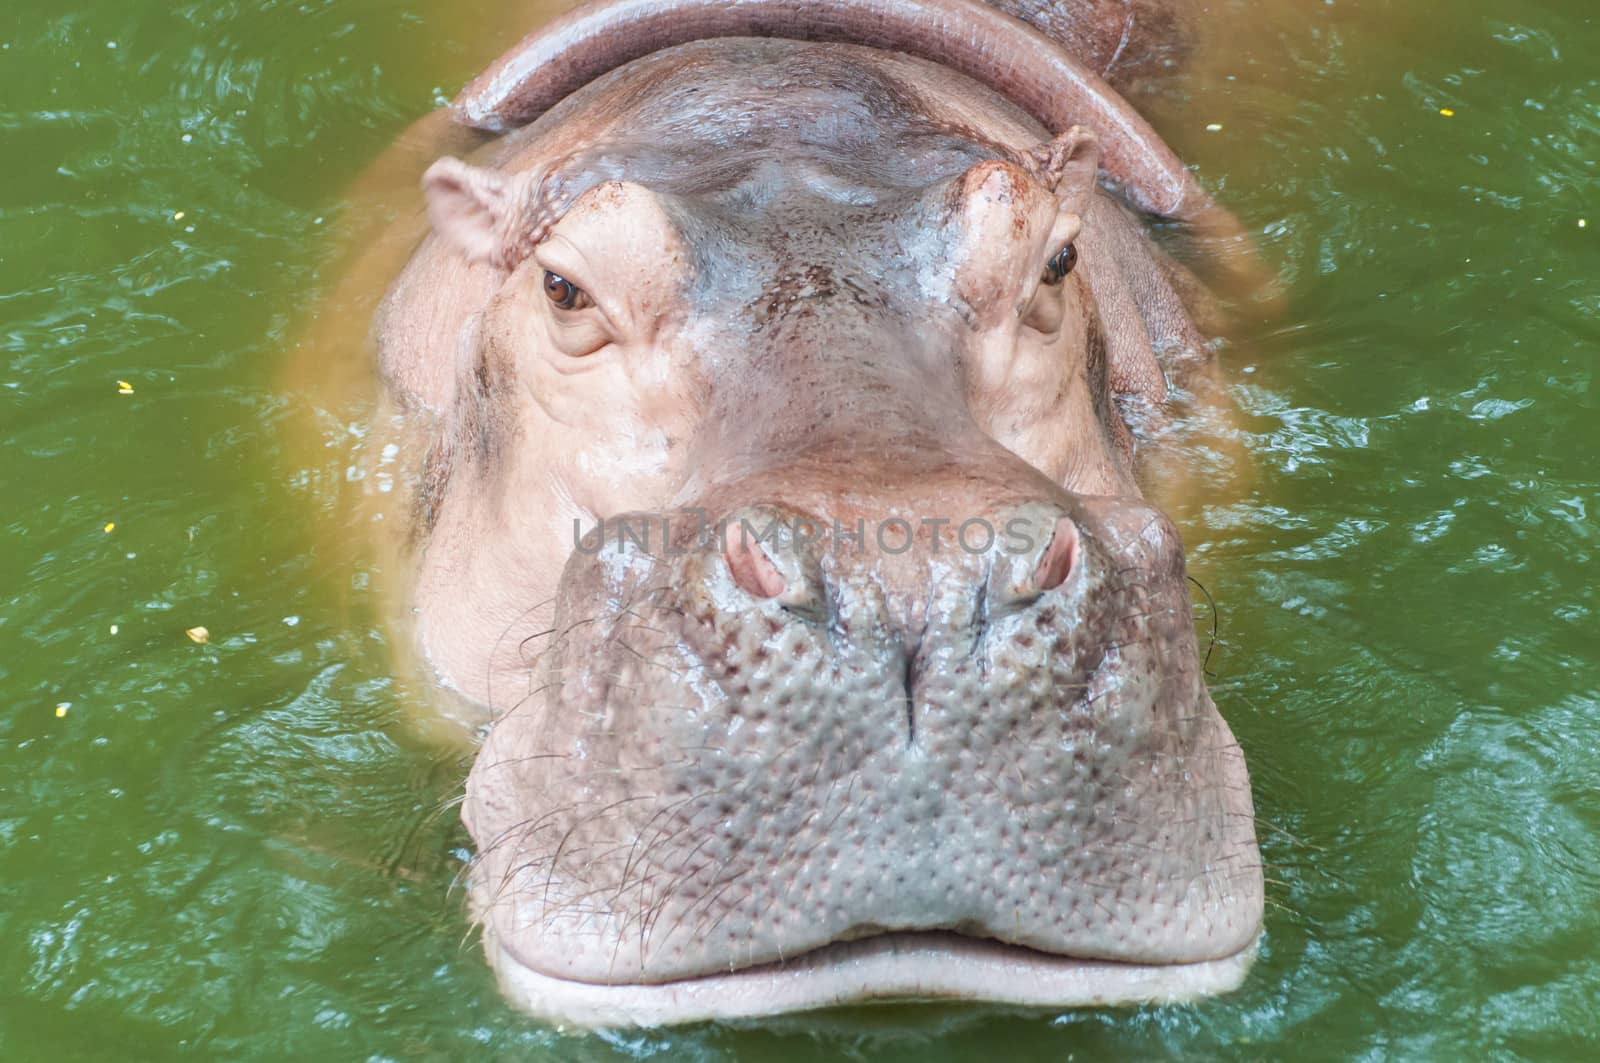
103 521 115 533
1439 107 1455 117
110 624 119 635
1580 219 1588 229
172 211 186 221
185 626 210 645
1205 122 1224 132
116 380 134 394
55 702 70 718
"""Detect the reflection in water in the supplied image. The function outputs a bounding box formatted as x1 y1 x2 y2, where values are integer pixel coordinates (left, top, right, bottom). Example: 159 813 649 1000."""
1 0 1598 1057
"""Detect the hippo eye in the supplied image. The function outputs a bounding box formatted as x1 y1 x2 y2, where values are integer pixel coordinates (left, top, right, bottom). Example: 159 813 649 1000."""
542 271 591 311
1043 244 1078 285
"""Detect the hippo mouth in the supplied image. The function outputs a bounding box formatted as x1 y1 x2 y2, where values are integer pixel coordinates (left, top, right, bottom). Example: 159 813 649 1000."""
486 928 1260 1028
460 499 1264 1028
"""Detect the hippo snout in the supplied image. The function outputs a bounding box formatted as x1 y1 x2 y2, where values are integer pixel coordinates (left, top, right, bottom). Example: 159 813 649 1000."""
463 492 1261 991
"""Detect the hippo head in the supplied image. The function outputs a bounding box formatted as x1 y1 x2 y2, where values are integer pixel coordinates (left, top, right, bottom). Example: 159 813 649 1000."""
380 32 1261 1028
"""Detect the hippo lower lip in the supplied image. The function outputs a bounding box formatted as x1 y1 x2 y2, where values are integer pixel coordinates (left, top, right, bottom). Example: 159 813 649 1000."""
487 931 1260 1028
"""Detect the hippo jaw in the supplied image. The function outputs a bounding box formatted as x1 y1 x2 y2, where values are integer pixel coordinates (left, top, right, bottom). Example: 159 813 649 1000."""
469 574 1260 1028
460 496 1261 1028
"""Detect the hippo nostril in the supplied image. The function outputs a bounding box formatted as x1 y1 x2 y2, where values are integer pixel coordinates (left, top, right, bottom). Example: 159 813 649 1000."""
722 520 786 598
987 508 1081 614
1034 516 1079 593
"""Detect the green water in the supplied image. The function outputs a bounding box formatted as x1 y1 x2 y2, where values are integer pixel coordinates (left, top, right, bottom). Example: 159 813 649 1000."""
2 0 1597 1058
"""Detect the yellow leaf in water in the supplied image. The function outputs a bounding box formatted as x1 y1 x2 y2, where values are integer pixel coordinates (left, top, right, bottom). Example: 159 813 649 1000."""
1439 107 1455 117
117 380 134 394
103 522 115 533
173 211 186 221
185 626 210 644
55 703 70 718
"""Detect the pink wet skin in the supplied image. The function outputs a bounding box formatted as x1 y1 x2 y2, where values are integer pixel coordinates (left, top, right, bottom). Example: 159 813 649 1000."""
373 2 1263 1031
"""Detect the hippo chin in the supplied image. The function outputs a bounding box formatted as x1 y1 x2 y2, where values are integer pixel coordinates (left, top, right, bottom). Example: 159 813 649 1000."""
374 0 1263 1029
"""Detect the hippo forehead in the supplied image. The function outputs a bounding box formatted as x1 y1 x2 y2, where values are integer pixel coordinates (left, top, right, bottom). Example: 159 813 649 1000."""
566 39 1036 184
508 40 1052 305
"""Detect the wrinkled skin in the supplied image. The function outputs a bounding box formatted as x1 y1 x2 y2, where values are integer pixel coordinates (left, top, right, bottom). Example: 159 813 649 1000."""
991 0 1196 86
371 2 1262 1030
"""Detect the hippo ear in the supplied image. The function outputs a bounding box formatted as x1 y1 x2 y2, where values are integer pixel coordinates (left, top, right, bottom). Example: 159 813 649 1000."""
422 156 526 266
1028 126 1100 225
941 159 1062 322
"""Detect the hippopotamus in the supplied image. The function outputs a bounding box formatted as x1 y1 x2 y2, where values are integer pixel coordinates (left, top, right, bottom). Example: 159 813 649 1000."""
367 0 1263 1028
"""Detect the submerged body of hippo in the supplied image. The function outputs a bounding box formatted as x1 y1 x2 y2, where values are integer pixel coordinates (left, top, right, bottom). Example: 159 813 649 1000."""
368 0 1263 1028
